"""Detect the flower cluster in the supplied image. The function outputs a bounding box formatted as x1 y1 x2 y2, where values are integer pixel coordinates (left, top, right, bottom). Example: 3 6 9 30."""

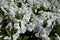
0 0 60 40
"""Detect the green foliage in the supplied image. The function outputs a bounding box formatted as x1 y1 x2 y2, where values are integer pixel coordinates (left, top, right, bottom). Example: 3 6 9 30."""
15 12 23 20
50 36 55 40
17 30 41 40
0 28 10 37
11 27 17 35
0 37 3 40
43 19 47 28
17 2 22 8
32 5 37 14
49 21 60 40
17 36 29 40
53 21 60 36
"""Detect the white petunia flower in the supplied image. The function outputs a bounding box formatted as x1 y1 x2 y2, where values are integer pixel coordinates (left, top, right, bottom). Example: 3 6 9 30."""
35 33 39 37
0 35 3 38
26 22 35 31
55 33 60 40
14 23 20 29
20 20 26 33
13 33 19 40
4 36 11 40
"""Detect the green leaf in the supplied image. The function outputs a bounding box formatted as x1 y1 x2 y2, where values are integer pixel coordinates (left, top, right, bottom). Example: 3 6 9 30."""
15 12 23 20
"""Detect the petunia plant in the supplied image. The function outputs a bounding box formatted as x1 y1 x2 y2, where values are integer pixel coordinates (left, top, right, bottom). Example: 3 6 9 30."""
0 0 60 40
